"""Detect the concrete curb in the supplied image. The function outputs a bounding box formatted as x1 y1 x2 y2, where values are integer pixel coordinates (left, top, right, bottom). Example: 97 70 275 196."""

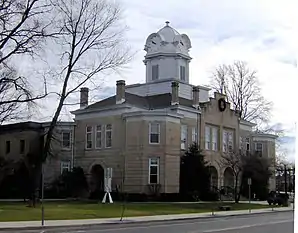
0 208 293 232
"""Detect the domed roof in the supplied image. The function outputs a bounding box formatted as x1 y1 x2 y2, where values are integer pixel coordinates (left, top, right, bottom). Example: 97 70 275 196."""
144 21 192 57
157 21 181 42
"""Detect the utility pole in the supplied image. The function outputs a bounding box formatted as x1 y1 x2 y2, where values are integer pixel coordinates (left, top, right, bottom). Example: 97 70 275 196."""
248 178 252 213
284 164 288 195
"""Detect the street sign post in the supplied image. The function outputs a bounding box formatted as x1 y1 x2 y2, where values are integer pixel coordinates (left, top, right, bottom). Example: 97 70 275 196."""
248 178 252 213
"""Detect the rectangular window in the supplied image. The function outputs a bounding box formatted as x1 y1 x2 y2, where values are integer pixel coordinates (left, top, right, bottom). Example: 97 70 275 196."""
62 131 71 149
223 130 234 152
245 137 250 151
20 140 25 154
192 127 197 143
239 136 243 150
181 125 187 150
95 125 102 149
148 158 159 184
211 127 218 151
105 124 112 148
5 141 10 154
205 126 211 150
228 132 233 151
152 65 159 80
86 126 93 149
60 161 71 174
255 142 263 152
149 123 160 144
180 66 186 81
223 131 228 152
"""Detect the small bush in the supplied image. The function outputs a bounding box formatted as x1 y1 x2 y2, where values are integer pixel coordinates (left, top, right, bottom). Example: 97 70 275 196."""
45 166 89 198
200 190 219 201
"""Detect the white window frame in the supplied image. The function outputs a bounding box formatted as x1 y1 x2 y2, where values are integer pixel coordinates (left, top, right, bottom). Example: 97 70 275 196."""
95 125 102 149
205 126 211 150
181 125 187 150
192 127 197 143
85 126 93 149
148 158 159 184
105 124 112 148
211 127 218 151
62 131 71 150
60 161 71 174
149 122 160 144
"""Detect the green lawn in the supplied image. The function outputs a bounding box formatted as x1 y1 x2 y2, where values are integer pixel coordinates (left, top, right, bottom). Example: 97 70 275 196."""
0 201 272 222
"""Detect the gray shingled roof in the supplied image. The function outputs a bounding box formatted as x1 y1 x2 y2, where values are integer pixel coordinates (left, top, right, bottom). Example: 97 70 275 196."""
86 93 194 110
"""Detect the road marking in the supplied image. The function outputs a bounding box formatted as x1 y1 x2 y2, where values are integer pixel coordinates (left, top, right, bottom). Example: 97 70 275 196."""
201 220 293 232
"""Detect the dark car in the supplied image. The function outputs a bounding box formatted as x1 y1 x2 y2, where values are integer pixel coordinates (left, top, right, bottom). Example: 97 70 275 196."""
267 191 289 206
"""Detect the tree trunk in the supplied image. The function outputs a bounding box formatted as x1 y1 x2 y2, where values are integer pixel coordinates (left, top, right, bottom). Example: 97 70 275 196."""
234 176 239 203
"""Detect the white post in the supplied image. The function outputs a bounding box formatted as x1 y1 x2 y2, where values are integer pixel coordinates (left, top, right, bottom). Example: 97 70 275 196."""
102 168 113 204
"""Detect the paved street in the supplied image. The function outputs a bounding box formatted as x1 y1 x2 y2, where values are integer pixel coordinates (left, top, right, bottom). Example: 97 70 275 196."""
1 211 293 233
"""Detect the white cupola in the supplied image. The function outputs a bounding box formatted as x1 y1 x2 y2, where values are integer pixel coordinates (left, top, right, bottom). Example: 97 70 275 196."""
143 21 192 84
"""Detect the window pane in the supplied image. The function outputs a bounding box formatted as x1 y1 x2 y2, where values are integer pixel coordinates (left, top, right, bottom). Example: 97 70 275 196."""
256 143 262 151
87 141 92 148
149 158 159 184
6 141 10 154
205 126 211 149
180 66 186 81
212 127 218 151
96 125 102 131
150 133 159 143
106 124 112 130
87 133 91 141
150 166 158 175
86 126 92 132
150 174 158 184
62 132 70 148
181 125 187 149
86 131 92 149
150 123 159 134
106 131 112 147
150 158 158 165
192 127 197 142
96 131 101 148
152 65 159 80
20 140 25 154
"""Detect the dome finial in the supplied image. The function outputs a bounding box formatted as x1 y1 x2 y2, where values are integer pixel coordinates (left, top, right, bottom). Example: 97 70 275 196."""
165 21 170 26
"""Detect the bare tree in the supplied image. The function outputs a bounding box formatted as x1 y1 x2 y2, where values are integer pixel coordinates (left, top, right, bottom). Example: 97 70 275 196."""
210 60 272 127
0 0 55 124
0 65 47 124
0 0 53 64
219 150 245 203
220 149 274 203
24 0 132 202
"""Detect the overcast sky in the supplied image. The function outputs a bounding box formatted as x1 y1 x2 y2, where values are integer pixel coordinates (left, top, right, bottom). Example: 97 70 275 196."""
119 0 297 160
16 0 297 160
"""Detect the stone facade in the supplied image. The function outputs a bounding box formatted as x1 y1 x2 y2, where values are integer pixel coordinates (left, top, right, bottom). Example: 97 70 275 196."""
0 121 75 184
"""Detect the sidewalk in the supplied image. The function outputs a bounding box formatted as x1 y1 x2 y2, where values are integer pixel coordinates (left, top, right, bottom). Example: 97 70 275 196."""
0 206 293 231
